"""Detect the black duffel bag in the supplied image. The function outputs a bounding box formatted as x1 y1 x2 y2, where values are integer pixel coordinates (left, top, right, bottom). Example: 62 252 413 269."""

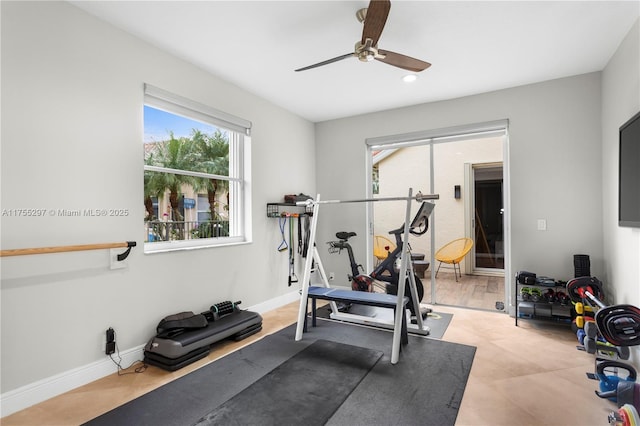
156 311 208 338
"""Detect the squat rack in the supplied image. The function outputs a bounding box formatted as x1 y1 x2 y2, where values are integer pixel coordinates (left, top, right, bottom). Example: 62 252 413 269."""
294 188 438 364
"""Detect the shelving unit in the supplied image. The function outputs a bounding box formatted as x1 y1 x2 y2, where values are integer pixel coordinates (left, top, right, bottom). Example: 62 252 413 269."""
515 274 572 326
266 202 313 218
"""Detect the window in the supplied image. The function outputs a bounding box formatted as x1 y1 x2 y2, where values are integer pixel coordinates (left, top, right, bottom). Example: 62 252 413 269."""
143 84 251 252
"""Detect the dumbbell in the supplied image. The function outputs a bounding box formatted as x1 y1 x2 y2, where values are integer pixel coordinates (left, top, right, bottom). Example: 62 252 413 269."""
584 320 598 337
543 289 555 303
521 286 543 301
574 301 595 316
577 329 587 345
573 302 595 333
203 300 242 321
577 321 600 345
575 315 595 330
555 291 569 305
567 277 640 347
530 287 542 302
584 336 630 359
580 311 630 359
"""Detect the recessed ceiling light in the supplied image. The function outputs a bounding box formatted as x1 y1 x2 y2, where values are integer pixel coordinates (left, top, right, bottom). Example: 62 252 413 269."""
403 74 418 83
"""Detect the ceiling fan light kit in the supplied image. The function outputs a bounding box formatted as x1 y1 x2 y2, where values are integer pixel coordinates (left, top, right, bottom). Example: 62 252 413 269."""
295 0 431 73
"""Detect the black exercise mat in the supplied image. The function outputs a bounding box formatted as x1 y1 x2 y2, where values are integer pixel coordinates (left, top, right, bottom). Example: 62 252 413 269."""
193 339 382 425
85 319 475 426
314 303 453 339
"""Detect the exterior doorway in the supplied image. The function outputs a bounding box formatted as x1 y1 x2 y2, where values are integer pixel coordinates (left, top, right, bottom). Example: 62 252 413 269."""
471 164 505 273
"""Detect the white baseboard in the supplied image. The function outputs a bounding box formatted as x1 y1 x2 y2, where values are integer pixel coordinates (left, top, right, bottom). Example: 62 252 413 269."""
0 345 145 418
245 290 300 314
0 290 301 418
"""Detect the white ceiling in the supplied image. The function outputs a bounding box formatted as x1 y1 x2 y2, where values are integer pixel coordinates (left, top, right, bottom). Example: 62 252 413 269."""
71 1 639 123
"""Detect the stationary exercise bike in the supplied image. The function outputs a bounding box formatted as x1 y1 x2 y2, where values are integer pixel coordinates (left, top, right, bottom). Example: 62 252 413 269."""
329 202 434 317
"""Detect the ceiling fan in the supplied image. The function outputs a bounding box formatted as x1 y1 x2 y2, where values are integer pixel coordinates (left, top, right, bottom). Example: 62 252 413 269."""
295 0 431 73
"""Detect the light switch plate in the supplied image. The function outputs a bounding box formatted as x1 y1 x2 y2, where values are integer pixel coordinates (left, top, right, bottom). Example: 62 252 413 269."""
537 219 547 231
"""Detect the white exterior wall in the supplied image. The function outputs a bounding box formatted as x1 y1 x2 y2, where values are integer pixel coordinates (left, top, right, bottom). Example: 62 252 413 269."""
375 136 502 260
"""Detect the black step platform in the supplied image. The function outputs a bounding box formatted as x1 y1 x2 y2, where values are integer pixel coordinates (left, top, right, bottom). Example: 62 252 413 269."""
144 310 263 371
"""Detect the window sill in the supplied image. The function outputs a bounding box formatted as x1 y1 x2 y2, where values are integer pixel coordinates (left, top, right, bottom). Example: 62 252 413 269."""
144 238 250 254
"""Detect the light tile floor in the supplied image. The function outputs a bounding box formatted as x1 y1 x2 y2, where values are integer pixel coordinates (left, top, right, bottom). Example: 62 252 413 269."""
2 301 618 426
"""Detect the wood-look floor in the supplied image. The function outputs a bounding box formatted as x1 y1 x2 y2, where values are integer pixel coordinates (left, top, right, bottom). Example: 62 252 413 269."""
422 270 506 311
2 300 617 426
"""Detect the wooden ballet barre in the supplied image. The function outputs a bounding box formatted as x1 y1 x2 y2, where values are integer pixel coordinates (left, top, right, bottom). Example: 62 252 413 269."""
0 241 137 261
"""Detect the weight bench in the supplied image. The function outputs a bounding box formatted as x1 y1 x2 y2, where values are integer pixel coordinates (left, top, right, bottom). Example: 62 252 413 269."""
304 286 410 346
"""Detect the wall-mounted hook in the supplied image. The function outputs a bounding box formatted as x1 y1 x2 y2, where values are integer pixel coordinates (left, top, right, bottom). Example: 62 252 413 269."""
116 241 137 261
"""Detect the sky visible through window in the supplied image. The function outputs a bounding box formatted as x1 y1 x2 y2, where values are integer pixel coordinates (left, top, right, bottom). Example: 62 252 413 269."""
144 105 218 143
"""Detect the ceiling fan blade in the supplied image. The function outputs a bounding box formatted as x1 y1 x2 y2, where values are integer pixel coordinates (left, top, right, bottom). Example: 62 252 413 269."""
376 49 431 72
361 0 391 46
295 52 355 72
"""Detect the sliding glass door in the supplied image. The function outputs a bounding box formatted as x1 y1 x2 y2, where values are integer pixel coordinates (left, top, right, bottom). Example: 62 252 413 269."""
366 122 509 311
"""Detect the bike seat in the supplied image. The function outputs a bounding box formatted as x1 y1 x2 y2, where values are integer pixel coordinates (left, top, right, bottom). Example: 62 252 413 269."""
336 231 356 240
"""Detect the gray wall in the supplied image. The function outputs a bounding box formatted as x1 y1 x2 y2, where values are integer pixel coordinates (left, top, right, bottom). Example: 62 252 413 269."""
1 1 315 393
315 72 604 289
601 20 640 307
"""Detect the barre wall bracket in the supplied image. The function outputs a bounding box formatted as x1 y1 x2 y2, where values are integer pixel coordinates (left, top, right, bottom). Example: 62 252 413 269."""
116 241 137 261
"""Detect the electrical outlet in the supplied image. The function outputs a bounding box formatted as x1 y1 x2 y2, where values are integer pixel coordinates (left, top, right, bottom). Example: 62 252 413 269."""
105 327 116 355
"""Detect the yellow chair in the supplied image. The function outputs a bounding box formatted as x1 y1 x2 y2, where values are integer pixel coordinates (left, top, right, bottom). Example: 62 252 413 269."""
435 238 474 282
373 235 396 264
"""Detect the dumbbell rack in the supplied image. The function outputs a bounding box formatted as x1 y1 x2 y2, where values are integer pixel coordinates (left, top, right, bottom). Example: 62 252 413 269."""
515 274 572 326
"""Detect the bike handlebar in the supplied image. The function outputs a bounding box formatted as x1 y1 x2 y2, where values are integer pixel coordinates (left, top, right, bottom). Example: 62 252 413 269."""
388 223 428 237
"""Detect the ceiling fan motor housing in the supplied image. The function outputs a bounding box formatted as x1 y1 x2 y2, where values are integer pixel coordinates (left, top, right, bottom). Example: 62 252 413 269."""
294 0 430 73
356 39 384 62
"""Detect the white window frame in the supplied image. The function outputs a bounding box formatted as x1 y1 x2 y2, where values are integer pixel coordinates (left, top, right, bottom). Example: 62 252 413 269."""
143 84 252 253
